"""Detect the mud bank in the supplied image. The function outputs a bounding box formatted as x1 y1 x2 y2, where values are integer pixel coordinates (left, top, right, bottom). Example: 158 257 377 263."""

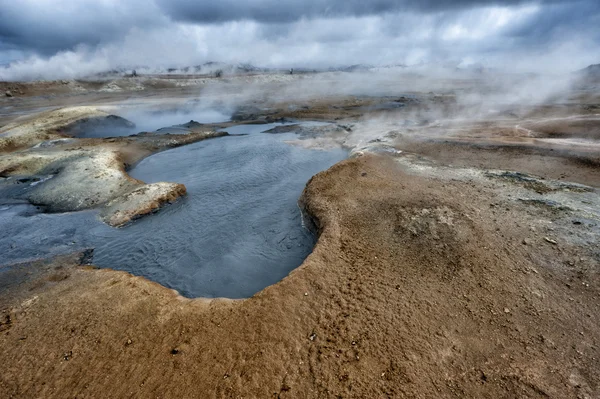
1 72 600 397
0 106 132 152
1 154 599 398
1 122 348 298
0 106 227 226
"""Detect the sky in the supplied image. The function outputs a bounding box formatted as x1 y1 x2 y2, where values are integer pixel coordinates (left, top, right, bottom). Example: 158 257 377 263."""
0 0 599 80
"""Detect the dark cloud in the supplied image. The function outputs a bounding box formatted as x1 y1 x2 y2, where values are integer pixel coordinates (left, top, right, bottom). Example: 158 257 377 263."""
505 0 600 43
0 0 598 80
0 0 165 54
156 0 563 23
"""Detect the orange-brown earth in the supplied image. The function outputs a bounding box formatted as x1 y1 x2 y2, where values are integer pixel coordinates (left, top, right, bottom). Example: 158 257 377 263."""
1 73 600 397
1 154 599 398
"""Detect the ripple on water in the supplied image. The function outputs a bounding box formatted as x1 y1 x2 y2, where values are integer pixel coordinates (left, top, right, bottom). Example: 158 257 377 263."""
0 122 347 298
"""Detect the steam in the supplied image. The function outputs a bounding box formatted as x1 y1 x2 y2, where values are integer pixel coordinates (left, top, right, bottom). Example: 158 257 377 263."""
170 66 583 152
1 1 599 81
73 65 582 151
117 105 231 133
0 1 596 151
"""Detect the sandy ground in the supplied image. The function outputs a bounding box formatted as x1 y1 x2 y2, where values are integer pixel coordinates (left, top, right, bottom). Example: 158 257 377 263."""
1 154 599 398
1 72 599 397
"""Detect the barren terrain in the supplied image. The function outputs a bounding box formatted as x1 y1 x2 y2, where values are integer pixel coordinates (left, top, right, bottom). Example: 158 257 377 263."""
0 71 599 398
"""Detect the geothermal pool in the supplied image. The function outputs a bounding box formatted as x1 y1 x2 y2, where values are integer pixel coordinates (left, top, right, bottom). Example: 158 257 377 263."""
75 102 232 138
0 123 347 298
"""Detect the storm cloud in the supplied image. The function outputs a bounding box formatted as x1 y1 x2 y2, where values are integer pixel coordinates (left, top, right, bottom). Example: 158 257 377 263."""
0 0 598 80
157 0 566 23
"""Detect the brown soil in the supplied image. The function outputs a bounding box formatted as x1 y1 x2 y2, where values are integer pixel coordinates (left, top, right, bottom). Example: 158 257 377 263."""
2 72 600 397
1 154 598 398
521 117 600 140
398 139 600 188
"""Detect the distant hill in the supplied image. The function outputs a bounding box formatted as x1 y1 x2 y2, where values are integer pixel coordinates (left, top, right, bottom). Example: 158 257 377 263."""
84 62 271 80
328 64 374 72
578 64 600 80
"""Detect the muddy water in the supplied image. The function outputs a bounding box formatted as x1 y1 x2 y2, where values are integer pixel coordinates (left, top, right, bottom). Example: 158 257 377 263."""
0 123 346 298
78 103 231 138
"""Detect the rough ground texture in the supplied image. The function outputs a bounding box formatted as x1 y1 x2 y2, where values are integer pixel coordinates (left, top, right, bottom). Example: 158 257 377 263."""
25 149 141 212
100 182 187 227
1 71 600 397
0 106 124 152
1 154 598 398
0 106 226 225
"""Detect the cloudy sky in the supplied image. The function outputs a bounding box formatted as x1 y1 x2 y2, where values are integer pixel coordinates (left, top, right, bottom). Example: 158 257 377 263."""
0 0 599 80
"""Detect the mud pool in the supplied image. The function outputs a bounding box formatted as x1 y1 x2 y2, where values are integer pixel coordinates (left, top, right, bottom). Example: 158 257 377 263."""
76 103 231 138
0 123 347 298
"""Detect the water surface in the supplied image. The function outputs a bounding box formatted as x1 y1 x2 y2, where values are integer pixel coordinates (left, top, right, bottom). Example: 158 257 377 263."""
0 123 346 298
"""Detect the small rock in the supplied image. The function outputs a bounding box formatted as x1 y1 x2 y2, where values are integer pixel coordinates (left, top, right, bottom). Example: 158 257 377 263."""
171 348 180 355
78 248 94 265
126 339 132 346
63 351 73 361
304 292 308 296
5 90 13 97
504 308 511 313
544 237 557 245
309 332 317 341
